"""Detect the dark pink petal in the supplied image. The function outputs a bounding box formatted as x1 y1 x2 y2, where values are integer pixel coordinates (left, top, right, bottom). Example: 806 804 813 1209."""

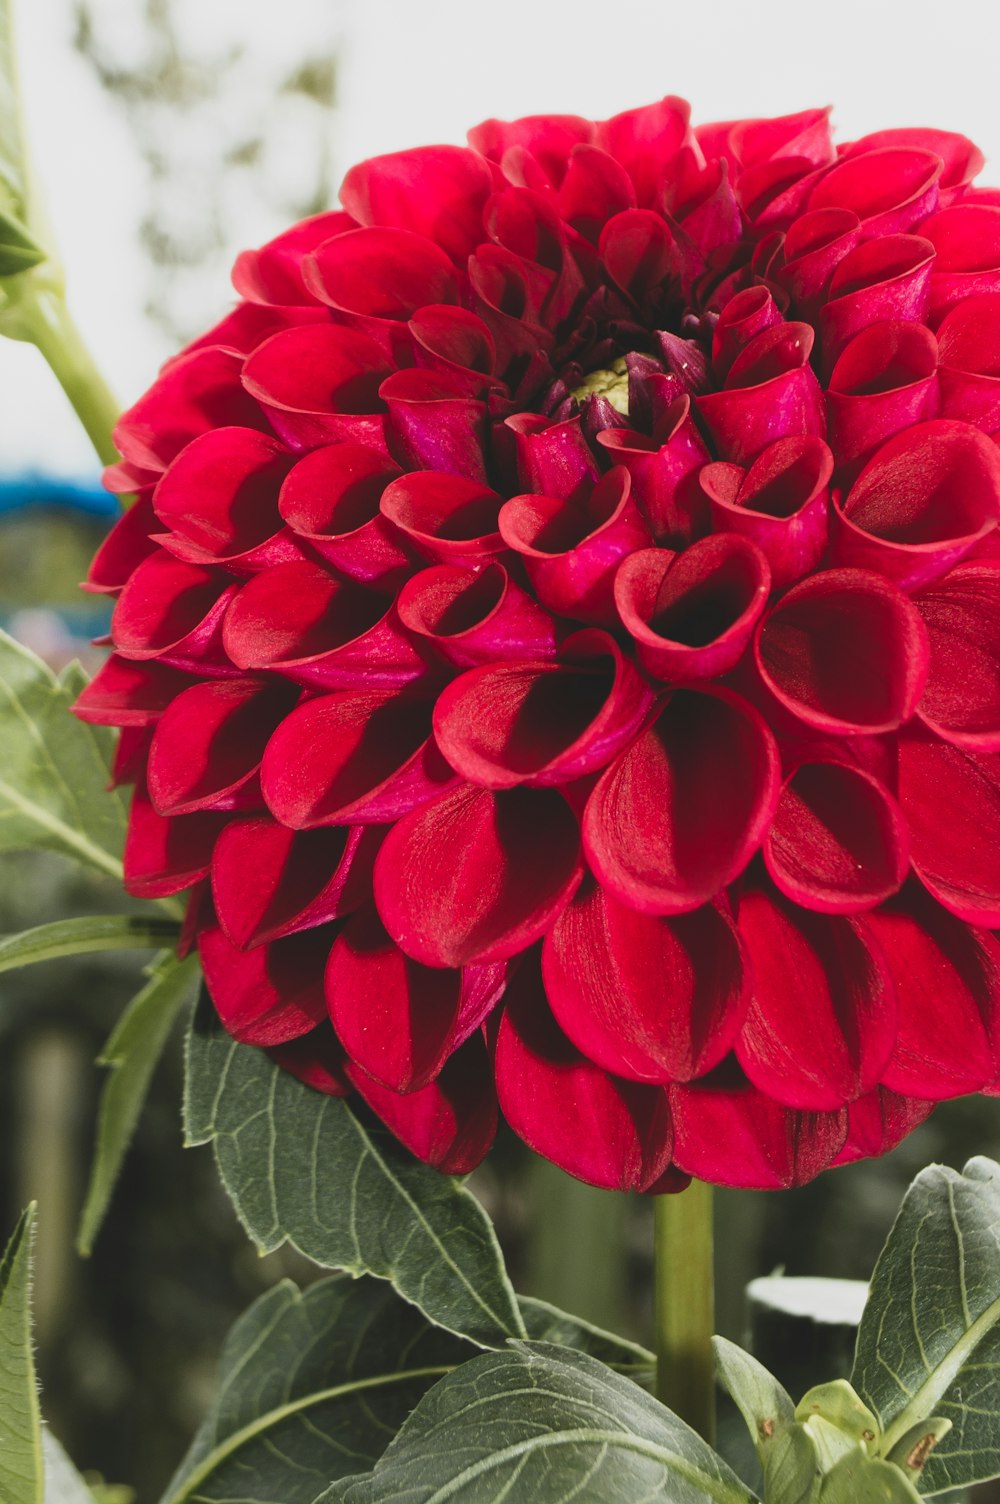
865 895 1000 1098
199 923 330 1046
598 209 675 303
114 347 263 473
595 395 710 544
596 97 693 207
304 226 459 324
485 187 588 328
261 689 456 826
110 726 152 787
277 442 411 588
841 127 983 194
583 689 780 914
469 114 594 180
498 467 651 625
697 322 825 464
558 145 636 240
765 761 909 912
231 210 355 304
733 108 834 169
374 783 583 968
82 494 160 594
495 957 674 1191
775 207 862 313
339 145 493 263
666 153 742 262
615 534 770 683
269 1024 350 1097
833 419 1000 589
808 147 942 235
506 413 600 501
936 292 1000 429
433 629 653 788
701 435 833 588
469 244 554 376
819 234 935 368
222 561 428 690
736 156 823 231
898 735 1000 924
832 1087 934 1167
826 321 939 483
123 781 227 898
347 1035 498 1175
147 677 294 815
409 305 497 392
380 369 489 482
920 204 1000 321
543 879 747 1084
152 427 291 561
327 907 505 1091
915 561 1000 748
735 889 896 1109
711 286 783 381
670 1072 847 1189
396 562 557 668
754 567 928 733
211 819 378 949
73 656 198 727
111 553 239 670
380 470 504 561
242 325 392 448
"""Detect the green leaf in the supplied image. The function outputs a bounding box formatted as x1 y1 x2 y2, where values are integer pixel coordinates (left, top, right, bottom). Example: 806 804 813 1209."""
817 1450 921 1504
320 1343 759 1504
795 1381 880 1471
0 0 33 218
77 952 199 1256
183 998 525 1349
518 1295 654 1383
762 1426 821 1504
852 1156 1000 1495
0 637 126 879
0 1205 42 1504
713 1336 795 1461
0 915 180 975
40 1433 96 1504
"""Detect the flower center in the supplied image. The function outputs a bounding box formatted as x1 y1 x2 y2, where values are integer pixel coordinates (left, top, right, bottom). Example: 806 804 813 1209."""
568 357 630 416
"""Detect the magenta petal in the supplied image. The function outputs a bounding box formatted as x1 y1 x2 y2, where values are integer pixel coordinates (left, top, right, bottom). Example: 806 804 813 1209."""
152 427 291 562
832 1087 934 1167
495 957 674 1191
615 534 770 683
936 292 1000 428
711 286 783 380
921 204 1000 322
670 1074 847 1189
506 413 600 501
557 144 636 240
865 896 1000 1099
380 470 505 562
199 923 330 1046
543 879 747 1084
261 689 456 826
72 656 198 727
268 1023 350 1098
379 369 489 482
697 322 825 464
327 907 505 1091
598 209 675 303
469 113 594 180
735 889 896 1109
304 225 460 320
702 435 833 588
899 735 1000 924
340 145 494 264
211 818 378 949
409 304 497 391
833 419 1000 589
83 494 160 594
374 783 583 968
775 207 862 313
819 234 935 368
396 562 557 668
111 553 240 671
755 567 929 733
147 677 294 815
808 146 942 235
123 782 227 898
596 96 692 208
242 325 392 448
765 761 909 912
231 210 354 304
915 561 1000 748
841 127 984 194
114 346 262 473
277 443 411 589
583 689 780 914
826 321 939 483
347 1035 498 1175
433 629 653 789
595 395 710 544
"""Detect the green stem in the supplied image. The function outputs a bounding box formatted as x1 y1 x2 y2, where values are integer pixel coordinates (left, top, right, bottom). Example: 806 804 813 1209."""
17 286 120 467
654 1179 715 1443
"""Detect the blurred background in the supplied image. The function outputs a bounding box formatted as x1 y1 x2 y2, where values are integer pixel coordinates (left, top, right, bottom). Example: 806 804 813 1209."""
3 0 1000 1498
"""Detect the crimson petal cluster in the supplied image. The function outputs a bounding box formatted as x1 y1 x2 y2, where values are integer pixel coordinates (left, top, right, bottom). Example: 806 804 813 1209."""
78 97 1000 1191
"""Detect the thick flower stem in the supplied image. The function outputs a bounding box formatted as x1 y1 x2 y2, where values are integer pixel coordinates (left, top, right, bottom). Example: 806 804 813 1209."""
16 286 120 468
654 1179 715 1442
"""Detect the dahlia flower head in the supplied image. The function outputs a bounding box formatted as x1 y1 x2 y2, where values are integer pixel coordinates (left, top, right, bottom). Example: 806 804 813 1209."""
77 97 1000 1193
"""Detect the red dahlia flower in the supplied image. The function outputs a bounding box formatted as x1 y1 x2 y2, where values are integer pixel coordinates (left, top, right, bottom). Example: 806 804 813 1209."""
76 97 1000 1192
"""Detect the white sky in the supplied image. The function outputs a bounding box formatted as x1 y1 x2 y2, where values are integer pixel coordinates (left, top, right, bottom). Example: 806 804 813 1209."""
6 0 1000 476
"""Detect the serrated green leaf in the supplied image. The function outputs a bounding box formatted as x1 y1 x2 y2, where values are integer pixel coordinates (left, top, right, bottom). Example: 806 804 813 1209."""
518 1295 654 1383
41 1433 95 1504
0 635 125 879
713 1336 795 1462
77 952 199 1256
183 997 524 1349
0 1205 42 1504
817 1450 921 1504
319 1343 758 1504
0 915 180 975
852 1156 1000 1495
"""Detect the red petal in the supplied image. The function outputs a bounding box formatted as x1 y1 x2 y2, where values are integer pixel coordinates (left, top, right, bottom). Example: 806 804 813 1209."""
558 145 636 240
73 656 198 727
808 147 942 235
379 369 489 482
915 561 1000 748
111 553 239 670
826 321 939 484
268 1024 350 1097
147 678 294 816
396 562 557 668
232 210 354 304
339 146 493 264
596 97 693 208
506 413 600 502
921 204 1000 321
123 781 227 898
776 208 862 314
936 292 1000 429
114 346 262 473
277 442 411 589
242 325 392 448
152 427 291 563
711 286 783 380
831 1087 934 1167
841 128 983 194
199 923 331 1046
819 234 935 369
701 436 832 588
374 783 583 967
83 494 160 594
583 689 780 914
304 226 460 320
469 114 594 180
670 1074 847 1189
410 305 497 391
697 322 825 464
595 396 710 545
899 735 1000 924
380 470 504 562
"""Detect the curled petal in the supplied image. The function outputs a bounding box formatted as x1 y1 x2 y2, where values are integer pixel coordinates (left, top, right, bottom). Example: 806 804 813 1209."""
506 413 600 501
776 207 862 312
379 369 489 481
396 562 557 668
303 226 460 321
558 144 636 240
147 677 295 815
595 395 710 544
734 108 835 168
153 427 292 562
199 924 331 1046
832 1088 934 1167
73 655 198 727
765 762 909 912
242 325 392 448
596 96 693 208
598 208 675 303
936 292 1000 429
327 907 505 1091
543 879 747 1084
583 688 780 914
469 113 594 179
826 321 939 482
232 210 354 304
670 1073 847 1189
374 783 584 968
697 322 825 464
277 442 411 589
920 204 1000 321
899 735 1000 924
808 146 942 235
339 145 494 263
754 567 929 733
915 561 1000 748
380 470 505 561
819 234 935 369
711 286 783 380
495 958 674 1191
840 127 984 195
82 493 159 594
735 889 896 1109
409 305 497 391
615 534 770 683
114 347 261 473
701 435 832 587
433 629 654 788
261 689 457 826
347 1035 498 1175
211 819 378 949
268 1023 350 1097
833 419 1000 589
124 782 227 898
111 553 239 671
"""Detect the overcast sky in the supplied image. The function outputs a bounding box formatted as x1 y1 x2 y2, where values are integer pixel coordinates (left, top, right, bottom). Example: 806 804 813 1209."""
6 0 1000 476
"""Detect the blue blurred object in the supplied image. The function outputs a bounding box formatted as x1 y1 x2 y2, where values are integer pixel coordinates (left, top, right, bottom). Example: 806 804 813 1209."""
0 469 116 518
